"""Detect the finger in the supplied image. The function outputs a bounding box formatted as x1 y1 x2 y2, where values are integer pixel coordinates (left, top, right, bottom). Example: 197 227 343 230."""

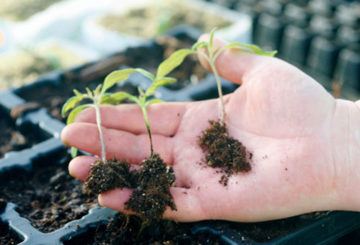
61 122 174 164
68 155 96 181
74 102 187 136
197 34 276 86
99 187 208 222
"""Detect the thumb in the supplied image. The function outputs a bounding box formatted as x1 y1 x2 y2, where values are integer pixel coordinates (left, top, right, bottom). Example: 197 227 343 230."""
197 34 275 86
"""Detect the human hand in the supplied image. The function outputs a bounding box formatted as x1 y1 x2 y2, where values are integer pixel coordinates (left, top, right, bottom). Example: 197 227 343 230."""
61 35 360 222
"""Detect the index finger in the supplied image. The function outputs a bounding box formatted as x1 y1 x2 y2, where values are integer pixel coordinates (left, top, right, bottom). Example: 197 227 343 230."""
197 34 277 86
74 102 187 137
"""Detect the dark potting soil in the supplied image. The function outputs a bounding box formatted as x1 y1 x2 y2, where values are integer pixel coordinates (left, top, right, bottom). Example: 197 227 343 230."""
199 120 251 186
85 159 135 195
65 213 224 245
126 154 176 221
0 220 22 245
85 154 176 222
0 115 47 159
0 152 97 233
16 36 207 122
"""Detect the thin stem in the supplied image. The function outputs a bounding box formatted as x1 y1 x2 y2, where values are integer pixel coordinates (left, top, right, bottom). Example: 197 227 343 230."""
209 60 226 125
94 102 106 162
197 51 226 124
141 105 154 158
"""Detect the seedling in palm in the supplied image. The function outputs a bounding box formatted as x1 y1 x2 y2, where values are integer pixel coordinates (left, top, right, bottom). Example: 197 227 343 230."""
62 84 129 161
102 66 176 158
161 28 276 124
157 29 276 184
96 67 178 220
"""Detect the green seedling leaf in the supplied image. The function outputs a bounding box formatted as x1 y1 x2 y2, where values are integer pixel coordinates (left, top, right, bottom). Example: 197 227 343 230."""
156 49 197 78
94 84 102 96
145 98 163 107
218 43 277 57
209 27 217 52
67 104 92 124
138 86 145 96
99 93 114 105
112 91 137 103
71 147 78 158
102 68 138 93
61 95 84 117
192 41 208 50
73 89 82 97
100 92 130 105
100 92 128 105
146 77 176 96
86 88 93 97
135 68 156 81
113 91 140 105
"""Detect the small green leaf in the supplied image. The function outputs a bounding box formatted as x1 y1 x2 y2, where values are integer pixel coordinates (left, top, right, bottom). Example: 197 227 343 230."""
102 68 138 93
135 68 155 81
73 89 82 97
209 27 217 51
146 77 176 96
101 92 131 105
94 84 102 95
192 41 208 51
156 49 197 78
99 93 113 104
156 77 177 86
86 88 92 97
218 43 277 57
111 91 134 103
145 98 163 107
138 86 145 97
104 91 140 105
71 147 78 158
67 104 92 124
62 95 84 117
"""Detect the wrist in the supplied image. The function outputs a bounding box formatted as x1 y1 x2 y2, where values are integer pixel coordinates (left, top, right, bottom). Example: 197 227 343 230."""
333 99 360 211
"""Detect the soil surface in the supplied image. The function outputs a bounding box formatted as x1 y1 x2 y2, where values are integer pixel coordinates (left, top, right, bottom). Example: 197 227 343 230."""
16 35 206 122
65 213 224 245
199 120 251 186
98 1 230 37
0 51 57 90
0 0 62 21
85 154 176 222
0 115 46 158
0 221 22 245
0 151 97 233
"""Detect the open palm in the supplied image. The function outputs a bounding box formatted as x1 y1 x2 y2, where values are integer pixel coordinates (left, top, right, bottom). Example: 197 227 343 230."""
61 36 353 222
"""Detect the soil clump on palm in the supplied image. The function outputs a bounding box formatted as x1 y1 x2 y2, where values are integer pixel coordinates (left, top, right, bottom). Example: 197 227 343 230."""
85 159 135 194
199 120 251 186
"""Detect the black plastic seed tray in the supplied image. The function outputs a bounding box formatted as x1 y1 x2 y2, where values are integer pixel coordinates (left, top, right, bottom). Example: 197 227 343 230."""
208 0 360 96
1 26 360 244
